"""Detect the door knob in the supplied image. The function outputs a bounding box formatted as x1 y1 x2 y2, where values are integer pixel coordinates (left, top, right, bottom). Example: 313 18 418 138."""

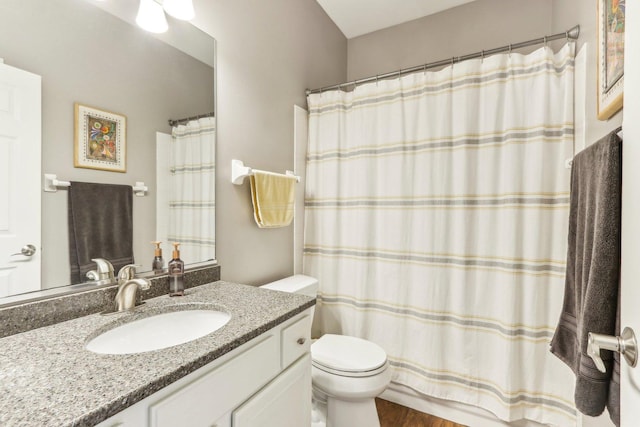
587 327 638 373
10 244 37 257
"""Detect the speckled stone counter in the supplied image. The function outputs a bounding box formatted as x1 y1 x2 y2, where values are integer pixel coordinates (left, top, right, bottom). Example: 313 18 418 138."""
0 281 315 427
0 264 220 338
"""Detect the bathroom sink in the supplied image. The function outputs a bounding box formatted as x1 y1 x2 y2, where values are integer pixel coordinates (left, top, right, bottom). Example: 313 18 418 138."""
86 309 231 355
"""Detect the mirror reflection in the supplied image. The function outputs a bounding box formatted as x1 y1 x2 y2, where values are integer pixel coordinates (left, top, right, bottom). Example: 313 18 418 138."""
0 0 216 302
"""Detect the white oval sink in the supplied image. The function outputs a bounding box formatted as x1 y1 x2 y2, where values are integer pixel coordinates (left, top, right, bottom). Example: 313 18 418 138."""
86 309 231 355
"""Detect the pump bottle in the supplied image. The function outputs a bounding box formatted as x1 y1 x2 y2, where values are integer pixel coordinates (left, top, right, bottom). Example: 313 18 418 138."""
151 241 164 274
168 242 185 296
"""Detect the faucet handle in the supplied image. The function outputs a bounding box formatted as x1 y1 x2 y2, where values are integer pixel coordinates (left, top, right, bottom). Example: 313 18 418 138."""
86 270 100 281
90 258 115 279
118 264 142 282
86 258 115 283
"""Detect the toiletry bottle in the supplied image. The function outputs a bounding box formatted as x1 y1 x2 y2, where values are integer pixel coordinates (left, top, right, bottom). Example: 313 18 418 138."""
168 242 185 296
151 241 164 274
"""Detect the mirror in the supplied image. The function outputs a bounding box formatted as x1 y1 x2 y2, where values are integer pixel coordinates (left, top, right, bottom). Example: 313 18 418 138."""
0 0 216 303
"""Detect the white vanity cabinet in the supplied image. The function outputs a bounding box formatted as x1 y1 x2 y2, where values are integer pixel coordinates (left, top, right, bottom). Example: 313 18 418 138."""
96 309 312 427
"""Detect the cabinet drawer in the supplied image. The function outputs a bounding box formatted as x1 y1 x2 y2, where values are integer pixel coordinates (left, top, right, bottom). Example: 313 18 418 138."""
281 314 311 368
149 334 279 427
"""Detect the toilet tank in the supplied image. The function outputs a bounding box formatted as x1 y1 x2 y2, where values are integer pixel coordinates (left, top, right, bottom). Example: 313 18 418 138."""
260 274 318 297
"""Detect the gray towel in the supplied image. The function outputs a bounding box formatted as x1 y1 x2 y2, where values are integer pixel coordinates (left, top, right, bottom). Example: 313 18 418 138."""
550 128 622 426
68 182 134 283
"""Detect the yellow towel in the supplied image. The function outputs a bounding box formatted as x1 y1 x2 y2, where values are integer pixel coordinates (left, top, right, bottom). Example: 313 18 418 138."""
250 171 296 228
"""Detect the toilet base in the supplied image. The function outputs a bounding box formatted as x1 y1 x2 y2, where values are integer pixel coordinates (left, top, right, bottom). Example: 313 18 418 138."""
326 396 380 427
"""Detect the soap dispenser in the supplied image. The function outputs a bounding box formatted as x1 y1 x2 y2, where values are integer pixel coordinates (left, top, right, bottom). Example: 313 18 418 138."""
168 242 185 296
151 241 164 274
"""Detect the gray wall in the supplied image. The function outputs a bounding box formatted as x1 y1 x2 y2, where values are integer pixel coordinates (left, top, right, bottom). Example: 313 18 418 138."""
192 0 347 285
0 0 214 289
347 0 553 81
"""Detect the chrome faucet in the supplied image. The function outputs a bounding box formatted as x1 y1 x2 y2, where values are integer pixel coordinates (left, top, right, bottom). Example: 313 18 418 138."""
86 258 115 285
114 264 150 312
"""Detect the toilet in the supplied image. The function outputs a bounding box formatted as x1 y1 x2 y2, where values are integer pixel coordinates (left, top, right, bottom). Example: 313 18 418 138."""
261 275 391 427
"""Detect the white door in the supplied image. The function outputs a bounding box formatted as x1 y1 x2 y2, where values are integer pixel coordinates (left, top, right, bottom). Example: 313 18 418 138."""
621 0 640 424
0 61 41 297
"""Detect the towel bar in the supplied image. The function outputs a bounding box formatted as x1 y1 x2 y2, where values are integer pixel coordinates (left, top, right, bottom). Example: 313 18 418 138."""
43 174 148 196
231 159 300 185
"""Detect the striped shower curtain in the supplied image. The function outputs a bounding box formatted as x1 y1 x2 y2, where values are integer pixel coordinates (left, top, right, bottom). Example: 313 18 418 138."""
168 117 216 264
304 44 576 425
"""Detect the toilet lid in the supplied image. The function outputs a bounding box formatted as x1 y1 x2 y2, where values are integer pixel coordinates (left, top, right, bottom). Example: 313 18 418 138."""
311 334 387 374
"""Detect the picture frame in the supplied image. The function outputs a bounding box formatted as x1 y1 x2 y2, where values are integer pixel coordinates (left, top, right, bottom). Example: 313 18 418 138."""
597 0 625 120
74 103 127 172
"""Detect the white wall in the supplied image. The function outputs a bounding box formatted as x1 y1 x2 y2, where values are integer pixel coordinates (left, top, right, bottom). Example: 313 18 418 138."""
191 0 347 285
552 0 623 147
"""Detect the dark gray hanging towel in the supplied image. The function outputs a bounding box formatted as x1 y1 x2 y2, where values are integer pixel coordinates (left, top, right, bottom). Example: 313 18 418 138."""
68 182 134 283
550 128 622 426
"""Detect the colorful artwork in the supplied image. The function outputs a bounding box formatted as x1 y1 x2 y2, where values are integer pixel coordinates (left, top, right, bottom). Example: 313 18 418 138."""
605 0 625 90
598 0 625 120
85 115 118 163
74 104 126 172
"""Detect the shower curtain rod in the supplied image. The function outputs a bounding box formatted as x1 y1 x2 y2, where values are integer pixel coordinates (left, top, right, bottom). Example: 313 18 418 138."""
168 111 215 127
306 25 580 95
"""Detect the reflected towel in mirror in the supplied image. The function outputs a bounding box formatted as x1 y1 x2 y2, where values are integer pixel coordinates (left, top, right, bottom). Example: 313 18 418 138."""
68 182 134 283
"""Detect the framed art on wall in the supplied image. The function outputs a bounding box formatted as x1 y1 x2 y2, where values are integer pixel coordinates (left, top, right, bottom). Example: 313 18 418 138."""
597 0 625 120
74 103 127 172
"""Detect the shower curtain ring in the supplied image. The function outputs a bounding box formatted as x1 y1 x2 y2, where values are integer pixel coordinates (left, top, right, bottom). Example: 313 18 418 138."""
481 50 485 62
508 44 512 56
566 31 569 41
544 36 548 46
423 63 427 75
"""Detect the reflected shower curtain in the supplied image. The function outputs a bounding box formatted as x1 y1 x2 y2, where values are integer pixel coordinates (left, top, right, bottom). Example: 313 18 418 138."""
169 117 216 264
305 44 576 425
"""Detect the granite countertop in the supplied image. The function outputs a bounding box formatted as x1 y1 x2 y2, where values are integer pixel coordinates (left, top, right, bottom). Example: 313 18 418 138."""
0 281 315 427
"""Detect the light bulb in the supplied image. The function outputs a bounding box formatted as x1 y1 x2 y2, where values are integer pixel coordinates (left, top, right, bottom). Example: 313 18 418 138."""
136 0 169 33
163 0 195 21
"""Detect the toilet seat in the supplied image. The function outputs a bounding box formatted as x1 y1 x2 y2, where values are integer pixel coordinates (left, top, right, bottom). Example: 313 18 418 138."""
311 334 388 378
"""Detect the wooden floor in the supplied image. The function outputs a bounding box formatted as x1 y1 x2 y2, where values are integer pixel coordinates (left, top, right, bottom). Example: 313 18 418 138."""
376 398 467 427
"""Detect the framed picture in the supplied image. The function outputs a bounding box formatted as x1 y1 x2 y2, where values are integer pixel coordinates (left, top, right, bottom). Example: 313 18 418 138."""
597 0 625 120
74 103 127 172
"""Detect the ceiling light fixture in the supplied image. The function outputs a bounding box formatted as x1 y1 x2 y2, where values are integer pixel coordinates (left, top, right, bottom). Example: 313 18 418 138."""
135 0 195 34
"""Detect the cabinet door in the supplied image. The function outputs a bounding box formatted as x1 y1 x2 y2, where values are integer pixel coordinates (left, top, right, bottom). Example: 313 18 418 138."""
232 354 311 427
150 334 279 427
